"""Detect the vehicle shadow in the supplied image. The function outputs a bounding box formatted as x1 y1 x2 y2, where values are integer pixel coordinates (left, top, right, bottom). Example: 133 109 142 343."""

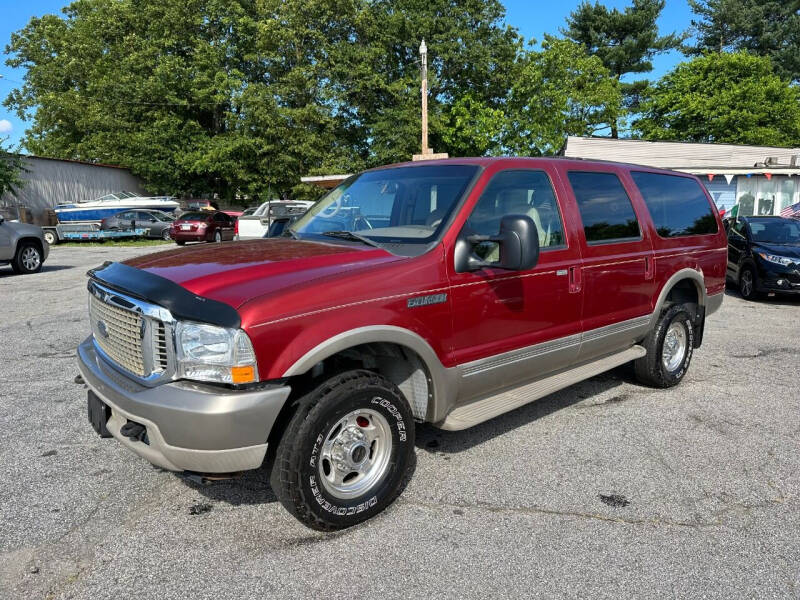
415 364 637 454
178 464 279 506
0 264 74 277
724 283 800 305
178 365 638 505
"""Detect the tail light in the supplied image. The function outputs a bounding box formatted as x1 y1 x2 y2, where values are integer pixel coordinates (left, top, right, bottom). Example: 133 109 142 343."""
235 218 239 235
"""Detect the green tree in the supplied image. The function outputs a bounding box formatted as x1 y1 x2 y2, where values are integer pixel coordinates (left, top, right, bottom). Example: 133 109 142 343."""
505 39 622 155
0 138 25 198
561 0 682 137
635 52 800 146
5 0 521 199
685 0 800 83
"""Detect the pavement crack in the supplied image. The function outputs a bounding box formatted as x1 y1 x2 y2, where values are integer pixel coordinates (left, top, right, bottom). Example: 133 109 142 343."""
398 497 716 529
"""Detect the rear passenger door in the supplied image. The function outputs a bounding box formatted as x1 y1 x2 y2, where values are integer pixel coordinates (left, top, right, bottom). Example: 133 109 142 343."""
562 168 655 362
447 167 584 401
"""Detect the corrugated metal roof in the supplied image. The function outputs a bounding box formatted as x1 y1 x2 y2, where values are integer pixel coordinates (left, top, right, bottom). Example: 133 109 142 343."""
562 136 800 169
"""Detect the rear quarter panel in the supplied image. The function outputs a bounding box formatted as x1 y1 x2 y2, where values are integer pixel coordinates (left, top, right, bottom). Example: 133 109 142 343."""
622 168 728 301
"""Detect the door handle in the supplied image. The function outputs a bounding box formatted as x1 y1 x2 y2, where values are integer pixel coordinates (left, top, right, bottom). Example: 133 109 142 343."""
569 266 582 294
644 256 654 280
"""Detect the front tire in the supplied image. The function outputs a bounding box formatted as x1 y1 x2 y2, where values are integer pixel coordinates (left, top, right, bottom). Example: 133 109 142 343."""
634 303 695 388
11 242 43 274
271 370 416 531
214 230 222 243
739 265 759 300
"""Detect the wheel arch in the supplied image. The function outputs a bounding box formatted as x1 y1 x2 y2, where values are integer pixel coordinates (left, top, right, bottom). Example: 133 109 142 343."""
282 326 457 423
650 269 706 329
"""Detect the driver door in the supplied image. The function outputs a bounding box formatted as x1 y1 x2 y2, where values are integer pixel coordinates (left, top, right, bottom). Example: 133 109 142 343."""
447 167 584 402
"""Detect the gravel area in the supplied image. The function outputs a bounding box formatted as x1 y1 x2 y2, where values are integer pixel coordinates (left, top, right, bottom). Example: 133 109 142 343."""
1 244 798 599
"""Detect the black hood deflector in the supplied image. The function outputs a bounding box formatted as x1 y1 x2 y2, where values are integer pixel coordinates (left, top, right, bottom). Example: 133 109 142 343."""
87 261 241 329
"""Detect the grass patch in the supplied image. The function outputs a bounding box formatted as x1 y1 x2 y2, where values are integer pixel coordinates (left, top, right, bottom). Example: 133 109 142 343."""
56 239 174 248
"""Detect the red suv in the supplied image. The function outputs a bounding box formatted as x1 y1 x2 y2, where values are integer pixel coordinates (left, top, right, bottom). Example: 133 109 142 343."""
169 210 235 245
78 158 726 530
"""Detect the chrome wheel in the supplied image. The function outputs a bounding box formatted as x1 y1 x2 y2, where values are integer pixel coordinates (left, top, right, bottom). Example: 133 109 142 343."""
662 321 687 371
318 407 393 500
21 247 41 271
740 269 754 297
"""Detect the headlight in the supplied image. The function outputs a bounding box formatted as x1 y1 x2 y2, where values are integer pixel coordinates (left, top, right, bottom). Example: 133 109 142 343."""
757 252 794 267
176 322 258 384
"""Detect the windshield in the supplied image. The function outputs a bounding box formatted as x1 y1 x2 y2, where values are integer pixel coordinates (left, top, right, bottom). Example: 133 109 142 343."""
291 164 479 245
748 218 800 244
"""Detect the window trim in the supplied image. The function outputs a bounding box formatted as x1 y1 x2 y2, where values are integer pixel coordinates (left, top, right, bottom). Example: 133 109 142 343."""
567 170 643 246
630 170 719 239
462 168 569 253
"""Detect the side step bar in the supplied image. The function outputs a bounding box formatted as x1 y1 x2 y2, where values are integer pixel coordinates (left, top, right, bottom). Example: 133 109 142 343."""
437 345 647 431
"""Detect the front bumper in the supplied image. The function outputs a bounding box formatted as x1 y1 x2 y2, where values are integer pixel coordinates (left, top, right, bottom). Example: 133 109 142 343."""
77 337 292 473
755 261 800 294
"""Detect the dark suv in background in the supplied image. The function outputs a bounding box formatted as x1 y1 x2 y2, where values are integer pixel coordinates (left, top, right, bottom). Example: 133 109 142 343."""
727 216 800 299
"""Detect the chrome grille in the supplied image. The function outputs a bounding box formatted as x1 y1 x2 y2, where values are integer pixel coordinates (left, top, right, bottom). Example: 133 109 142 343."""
153 321 169 372
89 293 146 376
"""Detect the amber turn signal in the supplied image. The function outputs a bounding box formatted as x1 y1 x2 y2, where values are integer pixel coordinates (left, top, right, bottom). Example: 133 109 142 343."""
230 365 256 384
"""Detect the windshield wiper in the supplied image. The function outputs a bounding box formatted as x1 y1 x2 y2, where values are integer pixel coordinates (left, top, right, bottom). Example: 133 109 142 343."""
321 230 381 248
281 227 300 240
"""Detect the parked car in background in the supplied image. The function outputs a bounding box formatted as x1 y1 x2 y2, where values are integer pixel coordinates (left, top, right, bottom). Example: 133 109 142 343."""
78 157 726 531
235 200 313 239
222 210 243 218
726 216 800 299
169 210 236 245
241 207 258 217
100 209 176 240
0 215 49 274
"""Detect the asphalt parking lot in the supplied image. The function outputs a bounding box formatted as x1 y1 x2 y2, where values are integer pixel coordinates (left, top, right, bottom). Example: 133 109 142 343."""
1 244 799 599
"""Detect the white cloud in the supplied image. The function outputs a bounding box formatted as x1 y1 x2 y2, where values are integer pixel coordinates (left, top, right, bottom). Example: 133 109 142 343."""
0 119 12 134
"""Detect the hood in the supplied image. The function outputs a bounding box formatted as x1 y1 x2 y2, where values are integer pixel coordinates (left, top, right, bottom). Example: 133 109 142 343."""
753 242 800 260
2 221 43 237
123 238 404 308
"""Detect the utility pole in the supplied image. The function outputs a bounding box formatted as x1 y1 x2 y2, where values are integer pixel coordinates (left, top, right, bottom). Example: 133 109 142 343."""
412 39 448 162
420 39 429 155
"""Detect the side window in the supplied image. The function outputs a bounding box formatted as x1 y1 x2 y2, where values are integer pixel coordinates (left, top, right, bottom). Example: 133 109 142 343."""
733 220 747 237
567 171 641 244
214 213 225 223
464 170 566 259
631 172 718 237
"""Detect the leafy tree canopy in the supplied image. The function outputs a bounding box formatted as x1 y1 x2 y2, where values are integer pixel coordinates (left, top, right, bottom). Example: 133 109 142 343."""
505 39 622 155
686 0 800 83
635 52 800 146
4 0 521 201
561 0 682 136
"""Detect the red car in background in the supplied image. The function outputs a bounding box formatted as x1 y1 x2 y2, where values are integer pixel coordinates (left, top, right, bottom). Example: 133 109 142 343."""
169 211 236 245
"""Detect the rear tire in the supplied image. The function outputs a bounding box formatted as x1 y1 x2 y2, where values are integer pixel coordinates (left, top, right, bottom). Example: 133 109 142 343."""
271 370 416 531
161 228 171 241
11 242 43 274
634 303 695 388
214 230 222 243
43 230 58 245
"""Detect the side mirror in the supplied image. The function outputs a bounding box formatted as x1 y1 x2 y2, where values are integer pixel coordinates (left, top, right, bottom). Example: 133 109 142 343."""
454 214 540 273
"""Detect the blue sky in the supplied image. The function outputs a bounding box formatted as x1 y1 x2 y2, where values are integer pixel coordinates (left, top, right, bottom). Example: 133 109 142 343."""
0 0 695 149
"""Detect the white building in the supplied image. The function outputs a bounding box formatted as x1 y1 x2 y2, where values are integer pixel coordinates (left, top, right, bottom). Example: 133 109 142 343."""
562 137 800 217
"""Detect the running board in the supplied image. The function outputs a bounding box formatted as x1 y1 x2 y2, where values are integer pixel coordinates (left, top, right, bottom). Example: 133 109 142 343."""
437 345 647 431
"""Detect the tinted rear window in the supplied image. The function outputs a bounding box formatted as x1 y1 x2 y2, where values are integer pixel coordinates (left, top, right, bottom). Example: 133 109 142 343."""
567 172 641 244
179 212 211 221
631 172 718 237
